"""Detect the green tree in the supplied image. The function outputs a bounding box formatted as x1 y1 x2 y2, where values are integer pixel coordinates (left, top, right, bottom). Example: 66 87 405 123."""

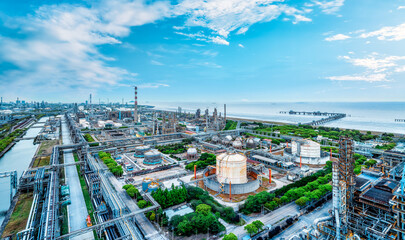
196 204 212 216
177 220 192 236
244 223 258 236
252 220 264 231
149 212 156 221
295 197 310 206
223 233 237 240
138 200 148 209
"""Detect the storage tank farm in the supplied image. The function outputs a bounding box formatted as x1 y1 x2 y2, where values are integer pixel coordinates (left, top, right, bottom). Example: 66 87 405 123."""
284 139 330 165
203 152 260 195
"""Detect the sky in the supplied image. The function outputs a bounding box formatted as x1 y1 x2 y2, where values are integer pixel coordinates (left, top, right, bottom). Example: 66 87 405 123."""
0 0 405 104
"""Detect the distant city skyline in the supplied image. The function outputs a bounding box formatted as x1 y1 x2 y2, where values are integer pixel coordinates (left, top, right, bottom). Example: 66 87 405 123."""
1 0 405 103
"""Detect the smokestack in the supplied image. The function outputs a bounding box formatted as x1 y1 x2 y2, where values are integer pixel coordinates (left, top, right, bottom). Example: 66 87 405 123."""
224 104 226 123
134 86 138 123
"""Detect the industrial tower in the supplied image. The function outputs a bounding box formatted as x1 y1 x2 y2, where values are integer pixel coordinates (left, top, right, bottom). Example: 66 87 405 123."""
332 136 355 239
134 86 138 123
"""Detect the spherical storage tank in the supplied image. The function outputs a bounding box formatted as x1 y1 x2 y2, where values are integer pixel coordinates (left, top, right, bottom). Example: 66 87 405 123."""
232 140 242 149
187 147 198 160
246 138 256 148
143 149 162 164
216 152 247 184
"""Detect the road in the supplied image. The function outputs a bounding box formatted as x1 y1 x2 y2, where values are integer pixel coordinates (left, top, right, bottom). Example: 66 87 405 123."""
274 201 332 240
228 202 300 239
108 172 167 240
62 118 94 240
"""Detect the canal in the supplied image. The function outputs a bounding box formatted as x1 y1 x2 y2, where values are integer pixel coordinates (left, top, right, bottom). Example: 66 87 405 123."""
0 117 47 225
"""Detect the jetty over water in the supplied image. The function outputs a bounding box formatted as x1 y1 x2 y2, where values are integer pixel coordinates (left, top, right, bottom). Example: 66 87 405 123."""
280 110 347 126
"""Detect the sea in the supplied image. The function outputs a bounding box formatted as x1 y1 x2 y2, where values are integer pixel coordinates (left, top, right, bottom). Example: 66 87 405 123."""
149 102 405 135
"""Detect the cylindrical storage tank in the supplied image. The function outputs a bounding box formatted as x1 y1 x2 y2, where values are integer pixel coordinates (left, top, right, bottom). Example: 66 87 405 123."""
142 178 153 192
216 152 247 184
143 149 162 165
148 182 159 193
187 148 198 160
232 140 242 149
134 145 151 157
300 140 321 158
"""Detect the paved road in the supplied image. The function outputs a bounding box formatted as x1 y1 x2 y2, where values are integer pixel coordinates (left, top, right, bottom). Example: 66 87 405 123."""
108 172 167 240
62 118 94 240
274 201 332 240
228 202 300 239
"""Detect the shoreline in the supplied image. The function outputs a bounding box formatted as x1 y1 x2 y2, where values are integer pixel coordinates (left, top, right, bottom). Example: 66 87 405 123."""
227 116 405 137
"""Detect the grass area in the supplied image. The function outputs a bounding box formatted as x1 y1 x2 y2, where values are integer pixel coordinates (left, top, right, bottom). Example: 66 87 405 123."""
73 153 99 240
61 205 69 235
32 156 51 167
2 192 34 238
37 140 59 155
224 120 237 130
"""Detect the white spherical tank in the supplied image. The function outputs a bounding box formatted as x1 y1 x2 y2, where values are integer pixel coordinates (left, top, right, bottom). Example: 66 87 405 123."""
187 148 197 155
232 140 242 149
216 152 247 184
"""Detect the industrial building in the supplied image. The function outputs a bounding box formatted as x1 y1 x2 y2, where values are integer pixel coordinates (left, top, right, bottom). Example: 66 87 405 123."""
284 139 330 165
316 137 405 240
203 152 260 195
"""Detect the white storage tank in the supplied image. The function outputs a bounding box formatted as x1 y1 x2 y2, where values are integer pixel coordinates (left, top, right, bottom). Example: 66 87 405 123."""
292 139 320 158
134 145 151 157
216 152 247 184
187 147 198 160
144 149 162 164
232 140 242 149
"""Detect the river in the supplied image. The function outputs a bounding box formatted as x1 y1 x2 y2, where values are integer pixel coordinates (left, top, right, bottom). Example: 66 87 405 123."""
0 117 47 225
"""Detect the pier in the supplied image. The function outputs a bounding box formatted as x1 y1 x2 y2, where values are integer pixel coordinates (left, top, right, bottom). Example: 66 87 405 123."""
280 110 347 126
395 119 405 122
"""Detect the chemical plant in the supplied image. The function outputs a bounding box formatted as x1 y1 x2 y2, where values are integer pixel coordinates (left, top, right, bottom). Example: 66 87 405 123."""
0 87 404 240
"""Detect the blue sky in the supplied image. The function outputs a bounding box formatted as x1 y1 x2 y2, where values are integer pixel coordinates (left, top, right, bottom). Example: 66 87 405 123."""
0 0 405 103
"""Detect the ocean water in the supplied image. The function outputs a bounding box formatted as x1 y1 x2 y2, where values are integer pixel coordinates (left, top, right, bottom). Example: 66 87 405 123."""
150 102 405 134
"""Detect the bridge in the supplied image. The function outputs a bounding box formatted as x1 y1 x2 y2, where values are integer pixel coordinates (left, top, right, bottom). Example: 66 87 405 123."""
303 113 346 126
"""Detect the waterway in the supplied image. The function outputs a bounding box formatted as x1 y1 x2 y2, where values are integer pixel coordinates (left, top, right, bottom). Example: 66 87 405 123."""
0 117 47 225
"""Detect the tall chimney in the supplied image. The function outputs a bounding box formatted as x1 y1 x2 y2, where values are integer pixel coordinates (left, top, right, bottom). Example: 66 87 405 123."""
134 86 138 123
224 104 226 123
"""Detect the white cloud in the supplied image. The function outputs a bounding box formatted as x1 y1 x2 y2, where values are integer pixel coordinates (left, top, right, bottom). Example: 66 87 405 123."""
327 53 405 84
360 23 405 41
211 36 229 45
340 54 405 72
312 0 345 14
0 0 171 96
174 0 312 44
175 31 229 45
238 44 244 48
398 6 405 10
151 60 164 65
325 33 351 41
138 83 170 89
327 73 387 82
